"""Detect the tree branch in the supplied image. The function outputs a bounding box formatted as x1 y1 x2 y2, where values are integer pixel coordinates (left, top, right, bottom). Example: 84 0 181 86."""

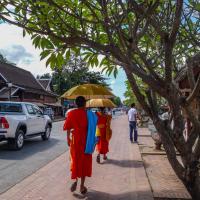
129 1 167 39
146 89 158 117
186 53 200 91
186 74 200 104
169 0 183 44
194 137 200 160
124 68 153 118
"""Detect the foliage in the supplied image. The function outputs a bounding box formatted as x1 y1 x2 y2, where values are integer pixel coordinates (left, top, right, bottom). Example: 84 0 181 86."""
123 81 137 106
38 73 51 79
0 1 199 74
124 79 166 109
112 96 122 107
124 77 148 106
1 1 200 198
38 56 108 95
0 53 16 65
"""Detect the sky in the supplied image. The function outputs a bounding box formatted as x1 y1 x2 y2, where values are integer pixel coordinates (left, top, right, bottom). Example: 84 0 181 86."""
0 23 127 100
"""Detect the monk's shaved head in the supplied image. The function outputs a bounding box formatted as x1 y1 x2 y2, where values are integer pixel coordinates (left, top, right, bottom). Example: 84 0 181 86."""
76 96 86 108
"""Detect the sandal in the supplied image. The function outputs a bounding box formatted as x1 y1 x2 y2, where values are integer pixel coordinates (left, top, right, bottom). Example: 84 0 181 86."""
96 155 100 164
70 181 77 192
80 186 87 195
103 155 107 160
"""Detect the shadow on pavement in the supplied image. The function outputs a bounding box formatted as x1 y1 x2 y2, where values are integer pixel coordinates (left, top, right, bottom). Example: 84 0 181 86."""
102 158 145 168
0 137 59 160
73 190 152 200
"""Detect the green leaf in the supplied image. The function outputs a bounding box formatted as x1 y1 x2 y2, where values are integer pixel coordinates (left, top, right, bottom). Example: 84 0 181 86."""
101 66 108 73
40 38 54 49
33 36 41 49
113 67 118 78
65 50 71 61
46 53 56 68
82 52 93 62
40 50 51 60
56 53 64 67
44 38 54 49
73 47 81 56
46 55 52 67
93 55 99 67
31 34 38 40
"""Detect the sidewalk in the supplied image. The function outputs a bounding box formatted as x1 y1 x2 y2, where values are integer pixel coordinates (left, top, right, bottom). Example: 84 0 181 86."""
53 117 65 122
0 115 153 200
138 128 192 200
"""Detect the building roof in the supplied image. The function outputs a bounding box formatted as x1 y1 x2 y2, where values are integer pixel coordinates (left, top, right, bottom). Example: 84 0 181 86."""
44 101 62 107
0 85 23 98
0 62 42 90
38 79 51 90
0 62 57 97
174 67 187 83
175 53 200 84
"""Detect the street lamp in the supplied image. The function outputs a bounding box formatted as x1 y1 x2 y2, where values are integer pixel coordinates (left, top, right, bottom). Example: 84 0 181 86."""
7 82 13 101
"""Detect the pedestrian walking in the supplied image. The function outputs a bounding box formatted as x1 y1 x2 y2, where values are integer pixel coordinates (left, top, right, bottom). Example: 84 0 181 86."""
63 96 92 194
96 107 112 163
128 103 138 143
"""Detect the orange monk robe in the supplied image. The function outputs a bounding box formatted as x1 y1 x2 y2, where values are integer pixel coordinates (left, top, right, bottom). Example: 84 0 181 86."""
63 108 92 179
96 112 112 154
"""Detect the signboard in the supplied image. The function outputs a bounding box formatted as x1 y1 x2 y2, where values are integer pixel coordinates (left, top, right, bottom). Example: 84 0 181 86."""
63 100 75 107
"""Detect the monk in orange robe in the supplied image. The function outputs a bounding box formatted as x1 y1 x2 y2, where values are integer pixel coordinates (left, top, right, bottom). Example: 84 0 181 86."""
96 108 112 163
63 96 92 194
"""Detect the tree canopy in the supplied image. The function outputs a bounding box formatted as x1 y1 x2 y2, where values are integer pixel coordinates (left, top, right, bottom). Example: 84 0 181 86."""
38 56 109 95
1 1 200 198
112 96 122 107
0 53 16 65
124 77 148 106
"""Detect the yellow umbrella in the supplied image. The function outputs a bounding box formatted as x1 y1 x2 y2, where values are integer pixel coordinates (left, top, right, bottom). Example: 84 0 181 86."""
86 99 116 108
61 84 115 100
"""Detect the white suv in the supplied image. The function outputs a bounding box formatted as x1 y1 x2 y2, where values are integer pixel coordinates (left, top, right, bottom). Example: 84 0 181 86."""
0 102 52 150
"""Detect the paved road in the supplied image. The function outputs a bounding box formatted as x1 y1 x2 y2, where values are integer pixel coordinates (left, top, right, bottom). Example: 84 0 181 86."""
0 121 67 194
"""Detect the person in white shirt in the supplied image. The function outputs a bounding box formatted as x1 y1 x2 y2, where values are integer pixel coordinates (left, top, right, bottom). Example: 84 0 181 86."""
128 103 138 143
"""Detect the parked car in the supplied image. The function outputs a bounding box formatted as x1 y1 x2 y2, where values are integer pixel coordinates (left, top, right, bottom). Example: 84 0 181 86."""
0 102 52 150
44 107 54 120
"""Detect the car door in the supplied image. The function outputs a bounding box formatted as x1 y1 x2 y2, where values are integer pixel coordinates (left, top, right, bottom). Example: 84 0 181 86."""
25 104 38 135
32 105 46 133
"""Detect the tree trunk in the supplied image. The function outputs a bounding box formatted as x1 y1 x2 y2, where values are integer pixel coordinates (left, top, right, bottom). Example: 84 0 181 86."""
191 173 200 200
125 70 200 199
154 119 200 199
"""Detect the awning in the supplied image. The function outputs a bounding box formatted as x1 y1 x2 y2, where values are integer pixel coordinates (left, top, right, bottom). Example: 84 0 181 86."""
44 102 62 107
33 102 45 107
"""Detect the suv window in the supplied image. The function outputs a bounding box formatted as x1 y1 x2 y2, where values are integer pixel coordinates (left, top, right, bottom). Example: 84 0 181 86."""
26 104 36 115
33 105 43 115
0 103 22 113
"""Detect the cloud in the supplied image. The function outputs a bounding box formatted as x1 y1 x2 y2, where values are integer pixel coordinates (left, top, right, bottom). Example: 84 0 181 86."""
0 23 52 75
0 45 34 65
109 79 116 90
110 80 116 85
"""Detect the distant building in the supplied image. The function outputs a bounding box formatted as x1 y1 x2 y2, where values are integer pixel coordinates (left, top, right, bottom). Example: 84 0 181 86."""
175 64 200 141
37 78 63 116
0 62 62 116
38 78 54 92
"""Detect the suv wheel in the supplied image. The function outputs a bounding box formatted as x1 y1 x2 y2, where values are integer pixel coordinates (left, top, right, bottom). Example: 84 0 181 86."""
41 125 51 141
8 130 25 150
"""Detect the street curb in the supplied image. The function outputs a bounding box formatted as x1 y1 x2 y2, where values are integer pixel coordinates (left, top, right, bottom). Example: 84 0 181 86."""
53 118 65 123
